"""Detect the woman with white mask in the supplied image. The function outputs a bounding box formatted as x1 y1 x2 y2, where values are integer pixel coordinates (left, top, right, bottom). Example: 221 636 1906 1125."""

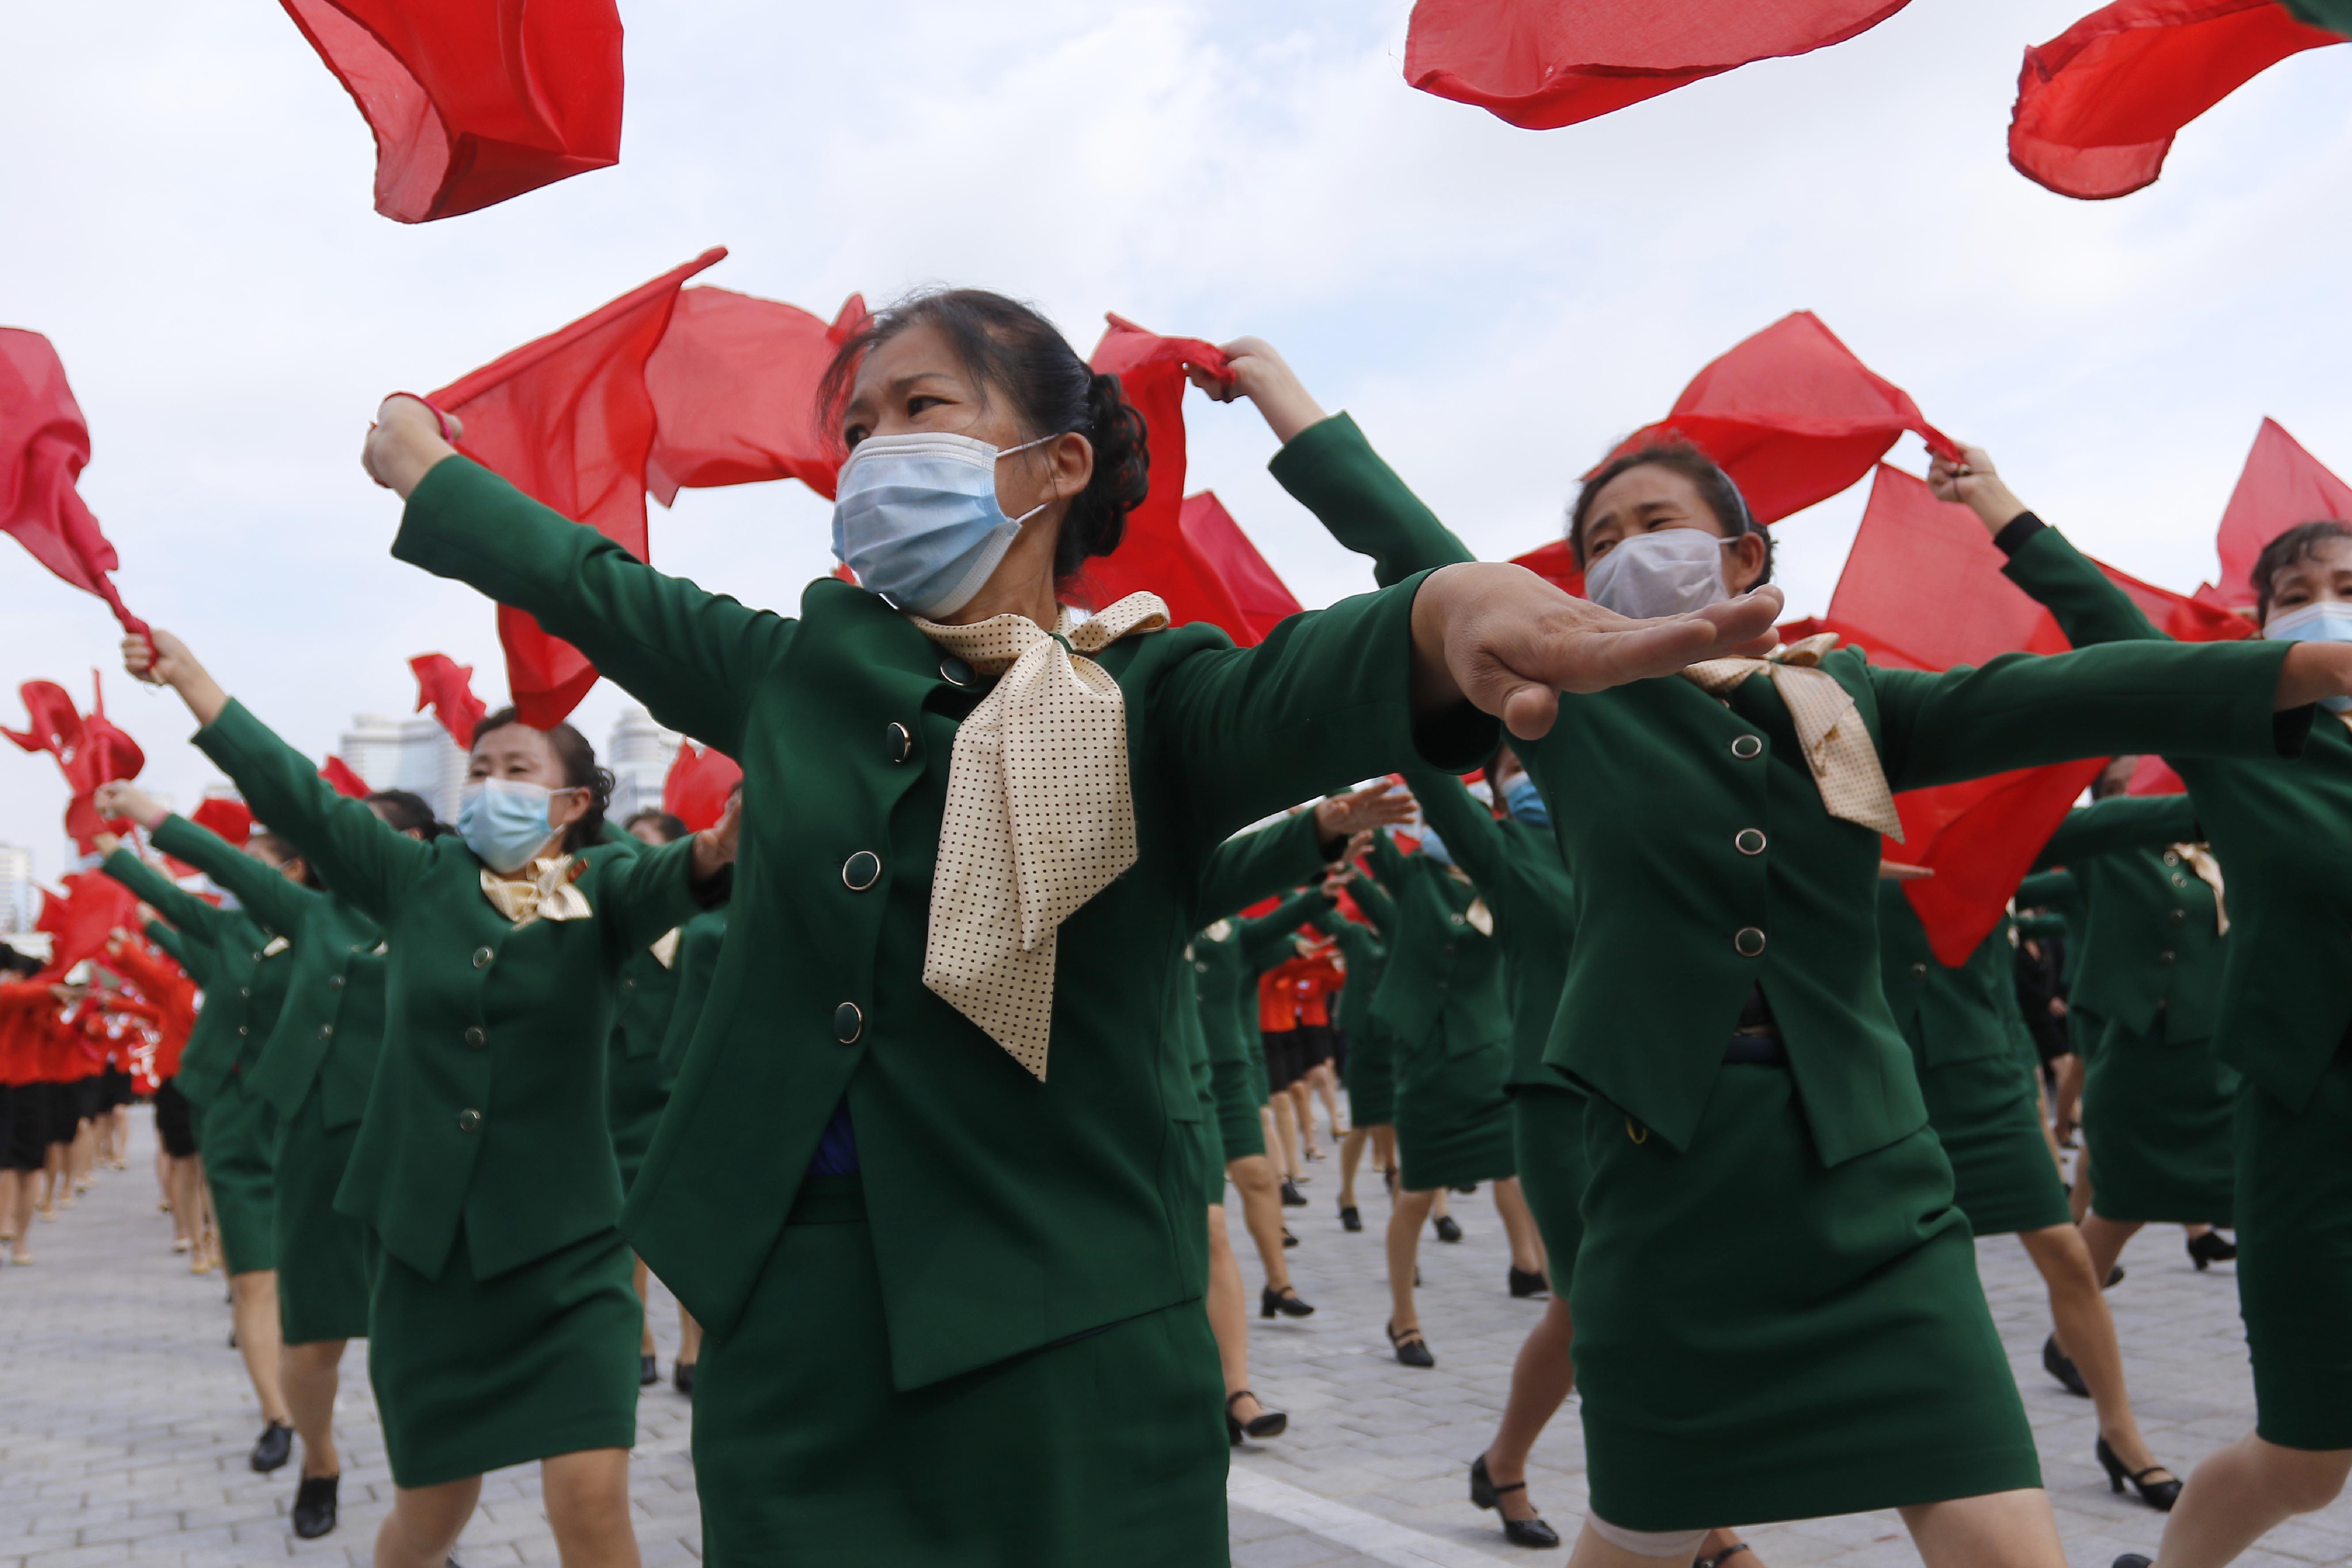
122 632 737 1568
1935 453 2352 1568
351 285 1792 1566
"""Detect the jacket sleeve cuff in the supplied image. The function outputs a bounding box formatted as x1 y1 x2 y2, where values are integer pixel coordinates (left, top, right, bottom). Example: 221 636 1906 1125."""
1992 511 2046 557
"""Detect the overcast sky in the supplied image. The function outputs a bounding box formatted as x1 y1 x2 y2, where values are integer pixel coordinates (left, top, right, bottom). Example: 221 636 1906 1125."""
4 1 2349 885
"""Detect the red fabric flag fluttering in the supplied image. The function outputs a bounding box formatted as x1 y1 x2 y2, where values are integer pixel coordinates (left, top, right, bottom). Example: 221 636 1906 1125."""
2009 0 2347 201
279 0 626 223
2206 417 2352 611
190 797 255 848
662 741 742 832
2126 755 2189 795
1597 312 1960 524
1404 0 1915 129
1509 539 1586 598
1078 317 1310 646
646 289 868 505
0 330 145 635
429 247 726 728
36 871 139 982
409 653 489 749
1826 465 2249 962
320 757 372 799
4 674 145 852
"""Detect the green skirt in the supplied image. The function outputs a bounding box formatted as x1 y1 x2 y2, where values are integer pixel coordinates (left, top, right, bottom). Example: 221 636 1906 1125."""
1195 1112 1227 1207
1394 1029 1514 1192
1210 1052 1264 1162
2083 1018 2237 1225
1915 1047 2070 1237
2237 1058 2352 1451
367 1225 639 1489
273 1086 373 1345
199 1075 278 1277
1573 1064 2038 1529
1512 1087 1587 1289
691 1176 1228 1566
606 1039 672 1195
1344 1020 1397 1128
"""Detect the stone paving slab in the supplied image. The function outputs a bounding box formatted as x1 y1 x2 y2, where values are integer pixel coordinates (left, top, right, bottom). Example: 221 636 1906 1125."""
2 1112 2344 1566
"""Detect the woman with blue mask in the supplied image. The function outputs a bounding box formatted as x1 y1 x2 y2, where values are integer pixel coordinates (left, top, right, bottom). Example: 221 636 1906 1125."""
350 285 1789 1567
123 629 736 1568
1934 453 2352 1568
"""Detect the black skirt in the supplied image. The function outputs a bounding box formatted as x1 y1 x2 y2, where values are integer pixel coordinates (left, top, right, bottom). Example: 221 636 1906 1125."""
101 1064 134 1109
2 1085 45 1171
1263 1031 1305 1093
154 1081 198 1159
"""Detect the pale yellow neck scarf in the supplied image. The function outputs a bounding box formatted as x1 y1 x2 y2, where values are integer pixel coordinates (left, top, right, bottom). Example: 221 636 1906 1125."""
1681 633 1903 840
478 855 591 927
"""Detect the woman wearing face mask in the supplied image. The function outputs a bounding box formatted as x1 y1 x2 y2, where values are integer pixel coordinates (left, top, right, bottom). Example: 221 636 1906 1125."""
96 779 439 1543
97 822 302 1474
1199 339 2352 1567
1928 456 2352 1568
351 285 1789 1566
123 631 734 1568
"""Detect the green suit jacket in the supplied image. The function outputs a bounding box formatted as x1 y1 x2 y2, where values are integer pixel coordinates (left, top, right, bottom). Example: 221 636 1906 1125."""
1309 904 1385 1045
146 920 208 984
102 847 286 1109
1361 827 1510 1053
2004 521 2352 1107
391 453 1494 1387
656 909 728 1076
1877 887 2033 1069
194 699 705 1281
149 815 388 1130
1272 412 2302 1166
2030 795 2220 1041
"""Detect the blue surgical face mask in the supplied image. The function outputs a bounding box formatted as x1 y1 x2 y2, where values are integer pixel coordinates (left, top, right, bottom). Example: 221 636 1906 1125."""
457 779 565 875
831 431 1054 617
2264 600 2352 712
1417 829 1452 867
1503 775 1550 829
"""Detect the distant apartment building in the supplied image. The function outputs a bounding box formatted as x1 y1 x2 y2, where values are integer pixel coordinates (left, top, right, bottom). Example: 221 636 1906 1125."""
0 842 31 933
607 706 680 823
338 715 466 824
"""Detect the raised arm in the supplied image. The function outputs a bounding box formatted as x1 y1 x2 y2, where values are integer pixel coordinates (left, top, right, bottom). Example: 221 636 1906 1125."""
2031 795 2203 871
1239 886 1336 971
1345 870 1399 937
1310 903 1386 964
1401 765 1513 898
1196 812 1328 927
597 835 717 960
147 812 322 941
99 848 227 945
143 920 205 980
2015 869 2080 911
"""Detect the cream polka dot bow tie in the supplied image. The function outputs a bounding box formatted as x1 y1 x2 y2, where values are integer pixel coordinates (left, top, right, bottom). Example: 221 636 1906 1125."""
1681 633 1904 840
908 593 1170 1079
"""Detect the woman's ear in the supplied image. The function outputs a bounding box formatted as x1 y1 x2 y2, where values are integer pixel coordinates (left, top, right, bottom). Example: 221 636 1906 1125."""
548 788 594 835
1722 530 1770 595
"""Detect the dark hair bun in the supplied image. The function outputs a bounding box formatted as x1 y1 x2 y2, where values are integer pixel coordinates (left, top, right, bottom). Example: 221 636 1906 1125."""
1061 371 1151 573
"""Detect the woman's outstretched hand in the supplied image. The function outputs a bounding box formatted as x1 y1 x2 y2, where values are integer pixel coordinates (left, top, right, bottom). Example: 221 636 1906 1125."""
1314 779 1415 839
1189 337 1328 445
362 396 464 499
690 791 742 884
1410 562 1784 740
1927 445 2030 536
122 629 230 728
93 782 170 832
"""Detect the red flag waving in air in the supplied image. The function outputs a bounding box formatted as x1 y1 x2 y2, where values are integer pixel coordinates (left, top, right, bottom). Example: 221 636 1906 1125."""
279 0 626 223
1826 466 2249 963
0 330 146 635
1404 0 1916 129
662 741 742 832
1597 312 1960 524
429 247 726 728
646 289 868 505
1076 317 1304 647
409 653 489 749
191 797 256 848
2207 418 2352 611
4 675 145 852
37 871 140 983
2009 0 2347 201
321 757 373 799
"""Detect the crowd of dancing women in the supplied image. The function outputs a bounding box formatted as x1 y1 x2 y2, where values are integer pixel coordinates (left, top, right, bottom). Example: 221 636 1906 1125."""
2 295 2350 1568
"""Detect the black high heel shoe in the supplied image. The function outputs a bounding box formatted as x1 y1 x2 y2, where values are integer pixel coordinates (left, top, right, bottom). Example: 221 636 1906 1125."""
1226 1390 1287 1446
1433 1214 1463 1243
249 1420 293 1473
1338 1201 1362 1232
1508 1266 1549 1299
1387 1320 1435 1368
2112 1557 2153 1568
1468 1453 1560 1549
2043 1334 2090 1397
1280 1178 1309 1208
638 1353 659 1387
1261 1283 1316 1319
2187 1229 2237 1270
2097 1436 2181 1511
290 1473 339 1539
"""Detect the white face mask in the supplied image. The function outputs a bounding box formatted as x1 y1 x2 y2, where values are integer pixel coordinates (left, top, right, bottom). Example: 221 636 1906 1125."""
830 431 1054 617
1584 527 1731 619
2264 600 2352 712
457 778 566 875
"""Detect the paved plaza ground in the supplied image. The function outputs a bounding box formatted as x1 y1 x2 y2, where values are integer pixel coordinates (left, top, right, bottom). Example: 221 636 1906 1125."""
3 1110 2347 1566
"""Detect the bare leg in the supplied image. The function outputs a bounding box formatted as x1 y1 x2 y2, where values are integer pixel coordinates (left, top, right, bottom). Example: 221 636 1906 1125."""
2070 1140 2096 1225
375 1474 481 1568
2020 1224 2167 1479
229 1270 293 1427
2053 1052 2085 1145
1490 1176 1546 1276
39 1142 64 1213
1387 1188 1437 1336
1337 1127 1370 1209
1430 1187 1451 1222
677 1303 702 1370
1270 1096 1305 1181
1898 1488 2067 1567
631 1255 655 1359
1227 1155 1293 1294
281 1339 346 1479
1289 1081 1322 1159
1 1172 28 1261
2079 1212 2145 1289
70 1118 96 1191
1482 1294 1573 1524
1205 1206 1266 1425
1312 1062 1344 1142
1372 1126 1397 1195
2143 1435 2352 1567
541 1448 640 1568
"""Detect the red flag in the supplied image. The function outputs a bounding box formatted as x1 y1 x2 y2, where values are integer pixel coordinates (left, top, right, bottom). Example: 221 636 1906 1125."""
37 871 139 982
2207 418 2352 610
279 0 626 223
5 675 143 851
661 740 742 832
0 330 145 634
1404 0 1915 129
1595 313 1960 524
409 652 489 749
1510 538 1587 598
430 247 727 728
1827 466 2250 962
2009 0 2345 201
320 757 372 799
2126 755 2189 795
190 797 255 846
646 289 868 505
1179 493 1303 643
